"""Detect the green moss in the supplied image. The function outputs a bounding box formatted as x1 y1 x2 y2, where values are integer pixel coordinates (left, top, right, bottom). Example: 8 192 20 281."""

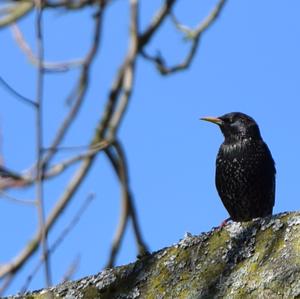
146 249 176 295
255 225 285 264
139 245 200 297
207 229 229 253
13 213 300 299
195 230 228 282
82 286 101 299
23 292 60 299
145 231 230 298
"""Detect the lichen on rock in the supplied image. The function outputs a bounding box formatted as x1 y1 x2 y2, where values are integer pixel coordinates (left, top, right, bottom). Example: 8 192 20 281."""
6 212 300 299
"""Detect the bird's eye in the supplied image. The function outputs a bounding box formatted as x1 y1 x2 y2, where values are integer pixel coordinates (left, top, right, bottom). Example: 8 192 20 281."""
231 118 242 125
222 117 230 124
226 118 235 125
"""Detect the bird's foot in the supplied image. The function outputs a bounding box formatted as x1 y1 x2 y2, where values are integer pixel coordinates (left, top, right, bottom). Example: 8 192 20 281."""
214 217 232 231
219 217 232 228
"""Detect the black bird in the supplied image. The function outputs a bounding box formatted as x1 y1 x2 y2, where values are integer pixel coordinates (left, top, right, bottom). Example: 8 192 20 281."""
201 112 276 222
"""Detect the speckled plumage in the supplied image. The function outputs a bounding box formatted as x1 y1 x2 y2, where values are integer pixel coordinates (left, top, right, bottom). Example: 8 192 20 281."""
202 112 276 222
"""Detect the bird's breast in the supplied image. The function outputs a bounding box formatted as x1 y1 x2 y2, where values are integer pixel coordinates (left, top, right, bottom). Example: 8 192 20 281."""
217 140 263 176
216 139 274 182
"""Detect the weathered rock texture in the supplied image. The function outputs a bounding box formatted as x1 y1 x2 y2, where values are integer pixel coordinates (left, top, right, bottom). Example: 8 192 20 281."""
7 211 300 299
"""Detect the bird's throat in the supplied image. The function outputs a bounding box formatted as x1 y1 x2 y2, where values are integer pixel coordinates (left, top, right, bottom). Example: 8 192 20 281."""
221 137 255 155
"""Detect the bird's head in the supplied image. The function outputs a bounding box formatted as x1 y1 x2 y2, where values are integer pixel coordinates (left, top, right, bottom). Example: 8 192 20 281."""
201 112 262 143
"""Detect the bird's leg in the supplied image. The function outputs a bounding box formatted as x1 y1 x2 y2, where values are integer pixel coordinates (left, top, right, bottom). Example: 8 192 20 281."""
212 217 232 231
219 217 232 228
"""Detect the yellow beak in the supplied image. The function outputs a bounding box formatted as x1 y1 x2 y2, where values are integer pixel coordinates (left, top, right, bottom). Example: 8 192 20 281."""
200 116 223 125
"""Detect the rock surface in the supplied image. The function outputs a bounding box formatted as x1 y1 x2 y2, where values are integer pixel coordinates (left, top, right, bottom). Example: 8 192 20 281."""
6 212 300 299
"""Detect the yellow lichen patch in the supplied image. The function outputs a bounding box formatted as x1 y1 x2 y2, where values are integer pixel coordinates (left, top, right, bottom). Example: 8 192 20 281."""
255 225 286 265
206 229 229 253
82 286 101 299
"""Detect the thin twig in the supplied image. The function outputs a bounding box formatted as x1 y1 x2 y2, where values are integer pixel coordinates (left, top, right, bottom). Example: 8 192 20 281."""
41 0 105 9
141 0 227 75
101 0 140 264
105 0 148 267
53 193 95 253
105 143 148 268
105 148 130 268
138 0 176 49
0 2 33 28
0 274 13 297
0 140 111 191
184 0 226 35
42 142 107 152
106 0 138 138
0 3 107 280
44 140 111 179
34 0 52 287
11 24 84 72
0 74 36 107
20 194 94 294
61 255 80 283
105 140 150 267
113 141 148 256
0 191 35 206
0 0 111 29
0 0 174 281
42 2 106 167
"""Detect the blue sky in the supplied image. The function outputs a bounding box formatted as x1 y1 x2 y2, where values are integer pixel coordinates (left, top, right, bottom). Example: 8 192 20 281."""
1 0 300 295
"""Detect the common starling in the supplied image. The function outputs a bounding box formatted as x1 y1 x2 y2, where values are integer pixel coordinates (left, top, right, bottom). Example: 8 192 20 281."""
201 112 276 222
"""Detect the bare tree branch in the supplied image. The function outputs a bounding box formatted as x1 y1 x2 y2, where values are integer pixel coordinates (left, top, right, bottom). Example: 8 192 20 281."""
105 147 130 268
0 0 180 281
0 274 13 296
113 141 148 257
0 191 35 205
44 140 111 179
0 141 110 191
105 0 148 267
0 2 33 28
105 139 149 268
0 2 107 280
141 0 227 75
138 0 176 49
11 24 84 72
61 255 80 283
0 0 227 294
0 74 36 107
0 0 114 28
33 0 51 287
19 194 94 294
42 1 106 167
